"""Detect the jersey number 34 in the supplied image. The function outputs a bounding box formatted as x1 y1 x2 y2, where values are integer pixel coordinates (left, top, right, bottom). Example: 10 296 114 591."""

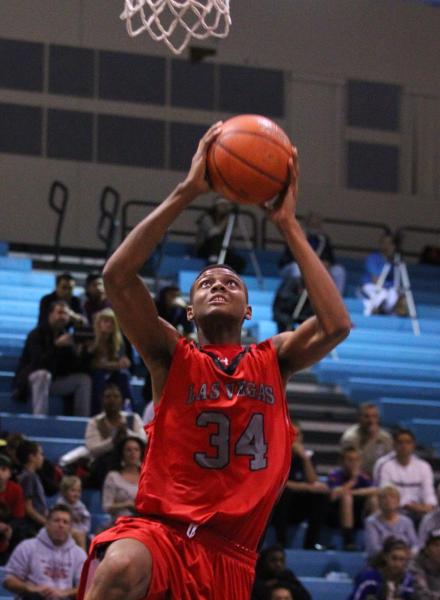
194 411 268 471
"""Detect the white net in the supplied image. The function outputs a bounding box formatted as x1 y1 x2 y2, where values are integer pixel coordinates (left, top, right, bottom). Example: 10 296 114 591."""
120 0 231 55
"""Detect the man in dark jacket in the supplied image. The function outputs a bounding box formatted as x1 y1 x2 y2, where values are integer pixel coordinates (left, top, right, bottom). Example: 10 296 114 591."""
38 273 86 327
14 301 92 416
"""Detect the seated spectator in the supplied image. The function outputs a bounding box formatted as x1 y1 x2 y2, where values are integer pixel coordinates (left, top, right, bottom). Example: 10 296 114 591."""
81 272 111 325
374 429 437 524
361 232 405 316
365 484 418 558
13 300 92 416
84 308 133 413
55 476 90 550
266 583 297 600
348 538 414 600
341 403 393 477
410 528 440 599
16 441 47 535
3 504 86 600
328 446 378 550
155 285 194 337
102 436 144 520
0 454 25 564
271 424 329 549
194 197 246 273
278 211 346 294
251 545 311 600
419 484 440 547
38 272 87 327
84 384 146 489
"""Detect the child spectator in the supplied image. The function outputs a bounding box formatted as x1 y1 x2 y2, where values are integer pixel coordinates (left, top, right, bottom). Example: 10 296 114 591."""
328 446 378 550
0 454 25 564
102 437 144 521
56 476 91 550
348 538 414 600
16 441 47 534
365 484 418 558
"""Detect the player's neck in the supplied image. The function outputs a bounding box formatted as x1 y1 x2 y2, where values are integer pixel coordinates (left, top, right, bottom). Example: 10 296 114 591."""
197 325 242 346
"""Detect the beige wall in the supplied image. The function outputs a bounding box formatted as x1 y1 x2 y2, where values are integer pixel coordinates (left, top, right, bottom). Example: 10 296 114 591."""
0 0 439 251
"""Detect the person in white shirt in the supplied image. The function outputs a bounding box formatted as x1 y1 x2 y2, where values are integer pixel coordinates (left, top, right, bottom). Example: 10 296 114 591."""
374 428 437 523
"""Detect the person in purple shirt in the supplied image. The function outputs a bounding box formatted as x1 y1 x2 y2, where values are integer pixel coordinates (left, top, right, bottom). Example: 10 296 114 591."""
327 446 378 550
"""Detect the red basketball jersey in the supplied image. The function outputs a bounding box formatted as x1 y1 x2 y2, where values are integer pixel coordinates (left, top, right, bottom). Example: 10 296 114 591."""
136 338 295 550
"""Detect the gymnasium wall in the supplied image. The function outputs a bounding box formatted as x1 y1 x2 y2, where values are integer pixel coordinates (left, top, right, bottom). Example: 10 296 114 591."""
0 0 439 252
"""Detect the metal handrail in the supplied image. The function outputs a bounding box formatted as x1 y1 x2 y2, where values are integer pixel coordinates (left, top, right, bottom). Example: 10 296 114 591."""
48 180 69 266
396 225 440 260
98 186 121 258
121 199 258 246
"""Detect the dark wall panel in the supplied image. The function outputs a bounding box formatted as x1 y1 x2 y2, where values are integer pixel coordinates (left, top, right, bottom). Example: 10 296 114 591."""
219 65 284 117
171 60 215 110
99 51 166 105
49 45 94 97
47 109 93 161
98 114 165 168
0 38 43 92
0 103 42 155
170 122 207 171
347 141 399 192
347 80 401 131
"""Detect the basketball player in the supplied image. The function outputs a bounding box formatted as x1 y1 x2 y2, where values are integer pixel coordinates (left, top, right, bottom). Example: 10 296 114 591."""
79 122 351 600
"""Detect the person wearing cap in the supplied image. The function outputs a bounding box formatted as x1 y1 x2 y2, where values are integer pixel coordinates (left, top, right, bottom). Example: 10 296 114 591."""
0 454 25 563
409 528 440 599
419 483 440 548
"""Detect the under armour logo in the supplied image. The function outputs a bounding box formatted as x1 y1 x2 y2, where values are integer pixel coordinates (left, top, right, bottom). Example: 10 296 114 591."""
219 357 229 366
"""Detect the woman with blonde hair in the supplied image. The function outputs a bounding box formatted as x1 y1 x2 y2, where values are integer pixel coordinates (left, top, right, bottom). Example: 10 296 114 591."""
87 308 133 413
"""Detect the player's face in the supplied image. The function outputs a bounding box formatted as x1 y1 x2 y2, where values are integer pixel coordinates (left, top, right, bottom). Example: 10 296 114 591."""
187 268 251 324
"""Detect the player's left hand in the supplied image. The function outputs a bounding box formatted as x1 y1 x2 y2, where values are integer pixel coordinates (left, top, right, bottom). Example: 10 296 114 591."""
183 121 223 196
264 146 299 227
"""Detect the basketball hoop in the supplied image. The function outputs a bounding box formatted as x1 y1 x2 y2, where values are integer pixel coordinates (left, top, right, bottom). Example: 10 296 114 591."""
120 0 231 55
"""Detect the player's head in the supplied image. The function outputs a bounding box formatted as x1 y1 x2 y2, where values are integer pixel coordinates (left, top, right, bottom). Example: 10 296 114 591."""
187 264 251 328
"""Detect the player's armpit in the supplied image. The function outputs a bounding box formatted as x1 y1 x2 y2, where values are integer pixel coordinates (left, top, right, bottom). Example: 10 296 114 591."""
272 315 350 381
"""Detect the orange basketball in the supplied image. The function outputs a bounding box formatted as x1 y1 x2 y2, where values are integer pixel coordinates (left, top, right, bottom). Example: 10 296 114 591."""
206 114 293 205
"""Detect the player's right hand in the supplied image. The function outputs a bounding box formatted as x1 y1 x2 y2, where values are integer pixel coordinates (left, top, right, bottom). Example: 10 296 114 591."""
183 121 223 196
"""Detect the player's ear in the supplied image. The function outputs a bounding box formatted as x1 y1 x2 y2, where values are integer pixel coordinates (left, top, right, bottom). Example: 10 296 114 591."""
244 304 252 321
187 305 194 321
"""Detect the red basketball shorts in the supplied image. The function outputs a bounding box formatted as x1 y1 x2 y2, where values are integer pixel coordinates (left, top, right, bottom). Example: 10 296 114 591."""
78 516 257 600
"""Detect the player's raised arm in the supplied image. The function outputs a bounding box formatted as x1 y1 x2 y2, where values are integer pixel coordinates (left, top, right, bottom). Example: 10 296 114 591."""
269 151 351 381
103 122 223 373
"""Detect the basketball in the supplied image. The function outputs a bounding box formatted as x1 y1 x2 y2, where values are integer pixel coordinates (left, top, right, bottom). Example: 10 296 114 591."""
206 114 294 205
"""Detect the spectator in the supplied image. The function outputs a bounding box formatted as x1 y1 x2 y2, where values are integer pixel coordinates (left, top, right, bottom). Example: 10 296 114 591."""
3 504 86 600
419 484 440 548
38 272 87 328
13 300 92 416
102 436 144 520
266 583 297 600
155 285 194 337
341 403 393 476
348 538 414 600
0 454 25 564
278 211 346 295
84 384 146 489
55 476 90 550
251 545 311 600
365 484 418 558
84 308 133 413
81 273 111 325
16 441 47 534
194 197 246 273
271 424 329 549
374 429 437 524
361 232 405 316
410 528 440 599
327 446 378 550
